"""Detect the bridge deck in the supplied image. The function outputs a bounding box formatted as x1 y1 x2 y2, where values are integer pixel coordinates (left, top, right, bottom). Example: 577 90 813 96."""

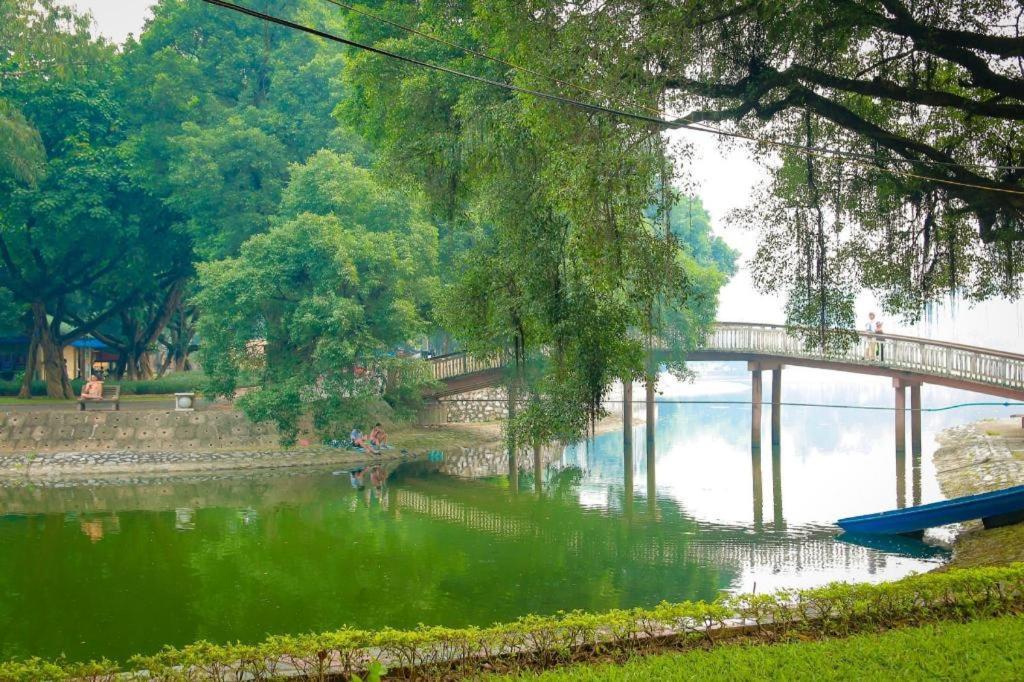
429 322 1024 400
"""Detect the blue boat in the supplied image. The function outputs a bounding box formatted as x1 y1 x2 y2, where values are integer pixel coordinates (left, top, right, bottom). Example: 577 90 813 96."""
837 484 1024 535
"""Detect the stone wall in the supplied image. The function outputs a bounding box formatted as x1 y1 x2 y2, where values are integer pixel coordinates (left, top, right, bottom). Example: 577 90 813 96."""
440 386 509 423
0 409 280 454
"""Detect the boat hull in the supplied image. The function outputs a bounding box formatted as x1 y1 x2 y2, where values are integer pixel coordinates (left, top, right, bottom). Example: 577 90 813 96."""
837 484 1024 535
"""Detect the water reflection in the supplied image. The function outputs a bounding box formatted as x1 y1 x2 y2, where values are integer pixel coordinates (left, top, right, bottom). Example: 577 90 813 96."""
3 361 1017 664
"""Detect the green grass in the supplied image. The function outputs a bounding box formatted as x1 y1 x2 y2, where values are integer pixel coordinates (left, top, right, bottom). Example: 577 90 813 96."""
504 615 1024 681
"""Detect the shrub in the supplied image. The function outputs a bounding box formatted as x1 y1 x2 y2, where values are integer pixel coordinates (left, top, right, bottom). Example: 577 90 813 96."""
1 565 1022 681
0 373 209 397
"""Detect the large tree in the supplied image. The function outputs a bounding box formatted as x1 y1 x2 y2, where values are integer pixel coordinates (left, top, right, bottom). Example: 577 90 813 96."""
0 14 186 397
197 151 439 441
334 0 732 445
488 0 1023 326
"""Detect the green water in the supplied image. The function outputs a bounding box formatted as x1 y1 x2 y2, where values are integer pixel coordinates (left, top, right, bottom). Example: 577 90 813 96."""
0 465 736 662
11 363 1015 664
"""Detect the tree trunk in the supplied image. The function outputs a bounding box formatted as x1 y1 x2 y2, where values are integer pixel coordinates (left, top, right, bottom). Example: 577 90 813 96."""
31 301 74 399
17 330 38 399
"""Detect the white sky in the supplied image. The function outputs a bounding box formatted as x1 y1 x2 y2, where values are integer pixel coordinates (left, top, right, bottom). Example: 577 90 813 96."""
68 1 1024 349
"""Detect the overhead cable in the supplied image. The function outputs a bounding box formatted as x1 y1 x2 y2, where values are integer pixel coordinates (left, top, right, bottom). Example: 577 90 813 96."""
200 0 1024 198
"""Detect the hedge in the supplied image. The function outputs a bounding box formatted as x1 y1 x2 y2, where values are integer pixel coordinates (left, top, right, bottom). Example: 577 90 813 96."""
0 373 209 397
1 564 1023 681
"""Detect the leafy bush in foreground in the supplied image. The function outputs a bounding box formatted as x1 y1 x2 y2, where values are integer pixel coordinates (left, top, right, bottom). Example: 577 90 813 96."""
1 565 1022 681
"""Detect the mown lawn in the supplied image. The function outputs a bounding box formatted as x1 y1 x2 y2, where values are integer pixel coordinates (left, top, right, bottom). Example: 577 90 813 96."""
501 615 1024 681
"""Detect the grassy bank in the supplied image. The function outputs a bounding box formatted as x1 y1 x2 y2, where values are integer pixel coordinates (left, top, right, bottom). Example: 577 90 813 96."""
1 564 1021 681
505 614 1024 681
935 418 1024 569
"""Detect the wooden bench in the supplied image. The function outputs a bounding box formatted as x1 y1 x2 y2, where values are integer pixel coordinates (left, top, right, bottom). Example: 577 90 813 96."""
79 385 121 411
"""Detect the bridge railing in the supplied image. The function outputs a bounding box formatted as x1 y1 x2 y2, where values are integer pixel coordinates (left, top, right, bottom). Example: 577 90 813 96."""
428 323 1024 394
708 322 1024 393
430 352 506 382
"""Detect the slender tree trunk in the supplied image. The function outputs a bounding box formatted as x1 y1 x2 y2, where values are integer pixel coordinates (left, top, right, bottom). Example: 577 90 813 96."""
157 350 173 378
17 330 38 399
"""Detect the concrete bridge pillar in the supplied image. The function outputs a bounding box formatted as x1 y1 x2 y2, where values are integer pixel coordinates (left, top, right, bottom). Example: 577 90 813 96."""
749 362 784 448
893 377 923 456
749 364 763 448
893 380 906 453
910 383 922 457
771 366 782 446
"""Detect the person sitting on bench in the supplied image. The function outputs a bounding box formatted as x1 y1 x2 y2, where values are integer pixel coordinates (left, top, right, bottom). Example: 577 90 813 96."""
349 426 375 454
370 422 389 449
80 375 104 401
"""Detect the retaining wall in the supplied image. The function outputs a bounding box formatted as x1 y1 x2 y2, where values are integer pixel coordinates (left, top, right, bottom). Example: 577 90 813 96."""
439 386 508 423
0 409 280 453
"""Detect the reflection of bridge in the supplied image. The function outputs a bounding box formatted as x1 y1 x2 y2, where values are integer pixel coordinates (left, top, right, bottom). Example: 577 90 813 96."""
393 484 897 576
428 322 1024 453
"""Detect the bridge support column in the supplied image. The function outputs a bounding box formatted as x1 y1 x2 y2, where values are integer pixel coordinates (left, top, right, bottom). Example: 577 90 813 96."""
771 366 782 446
893 380 906 454
910 383 922 457
749 362 783 449
749 363 763 448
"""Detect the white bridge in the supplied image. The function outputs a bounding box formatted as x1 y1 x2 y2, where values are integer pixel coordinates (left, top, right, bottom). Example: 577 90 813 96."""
428 321 1024 452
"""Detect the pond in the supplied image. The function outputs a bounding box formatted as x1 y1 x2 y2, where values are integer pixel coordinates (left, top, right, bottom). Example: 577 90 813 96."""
0 362 1019 663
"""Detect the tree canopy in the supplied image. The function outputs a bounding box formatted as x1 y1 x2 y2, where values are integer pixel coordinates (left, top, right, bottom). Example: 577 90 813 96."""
485 0 1023 327
197 151 439 441
0 0 738 444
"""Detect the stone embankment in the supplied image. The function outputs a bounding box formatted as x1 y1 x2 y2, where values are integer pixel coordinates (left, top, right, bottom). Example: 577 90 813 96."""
933 418 1024 567
933 420 1024 497
0 409 280 453
0 448 414 480
0 408 501 479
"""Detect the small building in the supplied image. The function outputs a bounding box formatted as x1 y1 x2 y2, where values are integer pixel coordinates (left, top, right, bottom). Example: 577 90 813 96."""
0 330 113 382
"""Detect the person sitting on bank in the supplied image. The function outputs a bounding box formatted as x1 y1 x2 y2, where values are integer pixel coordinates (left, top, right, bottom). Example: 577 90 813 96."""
350 426 375 453
370 422 389 449
80 375 104 400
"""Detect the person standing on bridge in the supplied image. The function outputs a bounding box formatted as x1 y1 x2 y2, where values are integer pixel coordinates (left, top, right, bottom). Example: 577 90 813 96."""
875 319 886 362
864 312 877 360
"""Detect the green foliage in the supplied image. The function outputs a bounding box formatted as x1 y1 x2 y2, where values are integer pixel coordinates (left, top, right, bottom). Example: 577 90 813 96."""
0 372 211 397
340 2 731 448
1 564 1022 681
197 151 439 442
658 195 737 277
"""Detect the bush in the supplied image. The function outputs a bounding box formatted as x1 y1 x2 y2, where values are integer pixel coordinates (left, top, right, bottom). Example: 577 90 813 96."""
1 564 1022 681
0 373 209 397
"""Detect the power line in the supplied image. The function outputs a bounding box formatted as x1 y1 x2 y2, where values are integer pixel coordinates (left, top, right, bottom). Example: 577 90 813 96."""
201 0 1024 198
450 397 1024 412
317 0 1024 175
